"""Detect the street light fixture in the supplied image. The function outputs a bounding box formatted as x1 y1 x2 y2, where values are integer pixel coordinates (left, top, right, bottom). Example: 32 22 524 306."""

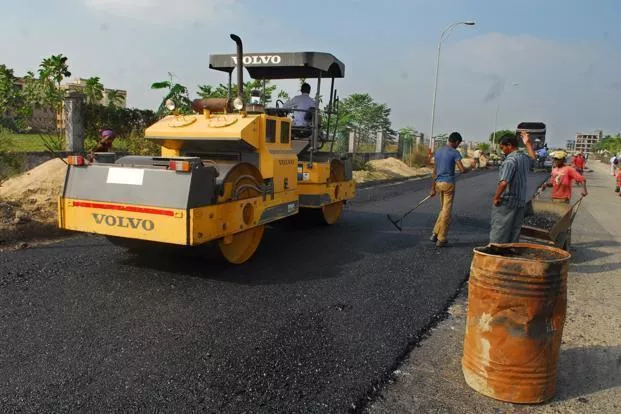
429 20 476 152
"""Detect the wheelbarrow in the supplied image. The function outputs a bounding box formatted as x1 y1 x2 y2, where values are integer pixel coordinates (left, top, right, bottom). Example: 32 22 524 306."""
519 196 584 251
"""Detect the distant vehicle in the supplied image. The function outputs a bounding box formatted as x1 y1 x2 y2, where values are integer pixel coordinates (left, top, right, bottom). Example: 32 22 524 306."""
517 122 546 151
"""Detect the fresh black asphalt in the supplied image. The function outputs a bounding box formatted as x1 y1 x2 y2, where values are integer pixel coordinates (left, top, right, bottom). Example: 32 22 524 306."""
0 169 546 413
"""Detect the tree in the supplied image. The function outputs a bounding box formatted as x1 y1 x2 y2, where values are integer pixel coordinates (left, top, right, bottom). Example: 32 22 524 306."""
106 89 125 108
197 79 286 105
336 93 393 152
592 134 621 155
477 142 491 153
37 54 71 112
489 129 516 145
151 72 193 117
0 64 20 115
83 76 104 105
398 127 419 144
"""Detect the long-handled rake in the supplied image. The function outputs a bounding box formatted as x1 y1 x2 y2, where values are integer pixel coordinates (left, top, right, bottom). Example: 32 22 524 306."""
386 194 433 232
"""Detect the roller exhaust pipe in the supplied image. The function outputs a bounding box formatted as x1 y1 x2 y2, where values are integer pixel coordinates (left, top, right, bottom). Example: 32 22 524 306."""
230 34 243 101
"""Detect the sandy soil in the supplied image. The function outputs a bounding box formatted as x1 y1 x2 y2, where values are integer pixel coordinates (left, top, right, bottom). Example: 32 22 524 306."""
354 157 432 184
0 158 68 243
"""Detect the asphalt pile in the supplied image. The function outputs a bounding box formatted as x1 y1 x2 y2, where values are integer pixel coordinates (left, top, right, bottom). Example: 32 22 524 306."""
478 245 565 261
522 214 558 230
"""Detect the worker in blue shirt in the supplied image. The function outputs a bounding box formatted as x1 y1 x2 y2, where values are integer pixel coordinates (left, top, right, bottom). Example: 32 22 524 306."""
429 132 470 247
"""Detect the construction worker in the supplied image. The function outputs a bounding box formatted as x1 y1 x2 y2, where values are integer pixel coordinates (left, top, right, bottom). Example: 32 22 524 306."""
540 150 587 203
473 148 482 169
572 151 586 175
88 129 117 161
489 132 536 244
429 132 469 247
284 83 316 128
536 145 548 169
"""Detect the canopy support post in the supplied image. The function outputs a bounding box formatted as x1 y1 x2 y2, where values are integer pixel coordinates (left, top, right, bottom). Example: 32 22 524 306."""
310 71 322 165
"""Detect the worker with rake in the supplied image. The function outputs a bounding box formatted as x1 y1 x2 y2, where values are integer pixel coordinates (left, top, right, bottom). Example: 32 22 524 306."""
429 132 469 247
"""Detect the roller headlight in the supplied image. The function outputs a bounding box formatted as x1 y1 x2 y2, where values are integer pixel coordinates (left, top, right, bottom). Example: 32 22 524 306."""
233 97 244 111
165 98 176 111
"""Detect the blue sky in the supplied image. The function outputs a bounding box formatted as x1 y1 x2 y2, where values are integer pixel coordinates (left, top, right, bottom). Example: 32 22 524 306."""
3 0 620 146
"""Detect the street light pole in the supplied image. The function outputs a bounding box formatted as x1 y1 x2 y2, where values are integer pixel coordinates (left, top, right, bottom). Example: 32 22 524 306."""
492 81 519 152
429 20 475 152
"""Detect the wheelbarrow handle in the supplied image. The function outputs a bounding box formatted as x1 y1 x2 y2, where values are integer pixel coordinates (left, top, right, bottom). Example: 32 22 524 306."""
569 195 585 224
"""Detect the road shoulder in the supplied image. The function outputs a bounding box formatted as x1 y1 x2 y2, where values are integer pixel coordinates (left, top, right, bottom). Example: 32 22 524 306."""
366 160 621 414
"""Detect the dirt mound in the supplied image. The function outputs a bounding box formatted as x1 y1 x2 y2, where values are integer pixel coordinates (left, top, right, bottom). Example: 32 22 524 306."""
0 158 68 242
354 157 432 184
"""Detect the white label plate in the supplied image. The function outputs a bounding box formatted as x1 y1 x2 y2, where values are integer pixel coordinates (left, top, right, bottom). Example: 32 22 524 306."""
106 167 145 185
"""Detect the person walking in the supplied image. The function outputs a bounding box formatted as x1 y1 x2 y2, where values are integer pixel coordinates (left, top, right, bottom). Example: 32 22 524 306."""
572 151 586 175
611 155 619 176
429 132 469 247
489 132 536 244
473 148 482 169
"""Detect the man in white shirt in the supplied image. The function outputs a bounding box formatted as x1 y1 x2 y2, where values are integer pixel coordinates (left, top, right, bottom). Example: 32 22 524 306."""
284 82 316 128
611 155 619 176
473 148 482 169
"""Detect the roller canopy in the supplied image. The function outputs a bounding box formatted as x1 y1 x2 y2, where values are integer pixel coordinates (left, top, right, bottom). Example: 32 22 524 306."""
209 52 345 79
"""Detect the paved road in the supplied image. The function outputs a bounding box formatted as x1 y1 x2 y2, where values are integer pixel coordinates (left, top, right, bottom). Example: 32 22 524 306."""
0 170 545 413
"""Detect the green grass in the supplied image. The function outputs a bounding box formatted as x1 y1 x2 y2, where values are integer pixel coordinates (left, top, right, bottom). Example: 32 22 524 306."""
5 133 51 151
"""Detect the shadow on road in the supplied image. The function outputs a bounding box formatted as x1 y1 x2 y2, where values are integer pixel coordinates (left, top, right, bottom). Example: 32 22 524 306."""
115 211 426 285
552 345 621 402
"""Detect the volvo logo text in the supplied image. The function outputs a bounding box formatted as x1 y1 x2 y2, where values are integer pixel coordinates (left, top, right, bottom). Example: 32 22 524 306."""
92 213 155 231
231 55 282 65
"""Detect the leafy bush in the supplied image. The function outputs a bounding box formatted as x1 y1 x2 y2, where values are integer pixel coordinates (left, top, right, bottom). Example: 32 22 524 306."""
83 103 160 156
352 157 374 171
404 144 430 168
84 104 158 140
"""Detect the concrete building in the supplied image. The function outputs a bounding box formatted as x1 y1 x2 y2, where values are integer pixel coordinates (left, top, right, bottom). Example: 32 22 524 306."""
566 139 576 151
574 130 602 154
61 78 127 108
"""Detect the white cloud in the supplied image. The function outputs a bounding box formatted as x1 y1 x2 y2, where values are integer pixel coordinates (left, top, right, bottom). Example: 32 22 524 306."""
377 32 621 146
84 0 240 24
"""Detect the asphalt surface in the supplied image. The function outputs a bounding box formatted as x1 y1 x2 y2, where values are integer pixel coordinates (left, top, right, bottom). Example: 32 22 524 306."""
0 169 545 413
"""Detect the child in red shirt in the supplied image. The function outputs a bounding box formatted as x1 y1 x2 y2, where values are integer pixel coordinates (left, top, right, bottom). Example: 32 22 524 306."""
616 166 621 196
540 151 588 202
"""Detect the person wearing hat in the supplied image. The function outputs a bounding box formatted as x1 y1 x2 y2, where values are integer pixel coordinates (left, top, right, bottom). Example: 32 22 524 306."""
88 129 117 161
429 131 470 247
283 82 316 128
540 150 587 203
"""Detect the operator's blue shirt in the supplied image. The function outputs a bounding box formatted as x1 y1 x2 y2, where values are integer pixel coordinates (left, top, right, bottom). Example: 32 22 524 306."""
434 146 462 184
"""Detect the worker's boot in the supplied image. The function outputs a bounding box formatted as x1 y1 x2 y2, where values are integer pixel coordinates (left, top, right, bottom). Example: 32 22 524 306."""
430 233 438 242
436 239 448 248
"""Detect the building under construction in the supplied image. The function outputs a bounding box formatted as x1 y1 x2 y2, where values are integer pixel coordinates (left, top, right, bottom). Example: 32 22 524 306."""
574 130 602 154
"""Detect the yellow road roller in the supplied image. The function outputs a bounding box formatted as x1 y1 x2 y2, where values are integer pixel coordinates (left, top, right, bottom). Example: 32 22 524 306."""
58 34 355 264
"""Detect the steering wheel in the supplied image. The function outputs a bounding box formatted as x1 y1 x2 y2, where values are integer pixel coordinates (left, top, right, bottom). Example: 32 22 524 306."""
276 99 284 108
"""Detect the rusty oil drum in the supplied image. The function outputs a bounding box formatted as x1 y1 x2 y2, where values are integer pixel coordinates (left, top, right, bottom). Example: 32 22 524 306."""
462 243 570 403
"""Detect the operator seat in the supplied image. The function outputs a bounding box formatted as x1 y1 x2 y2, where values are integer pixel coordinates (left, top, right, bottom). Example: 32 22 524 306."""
291 107 315 139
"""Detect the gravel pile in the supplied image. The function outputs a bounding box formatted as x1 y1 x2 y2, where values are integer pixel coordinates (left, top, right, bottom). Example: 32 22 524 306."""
523 214 558 230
